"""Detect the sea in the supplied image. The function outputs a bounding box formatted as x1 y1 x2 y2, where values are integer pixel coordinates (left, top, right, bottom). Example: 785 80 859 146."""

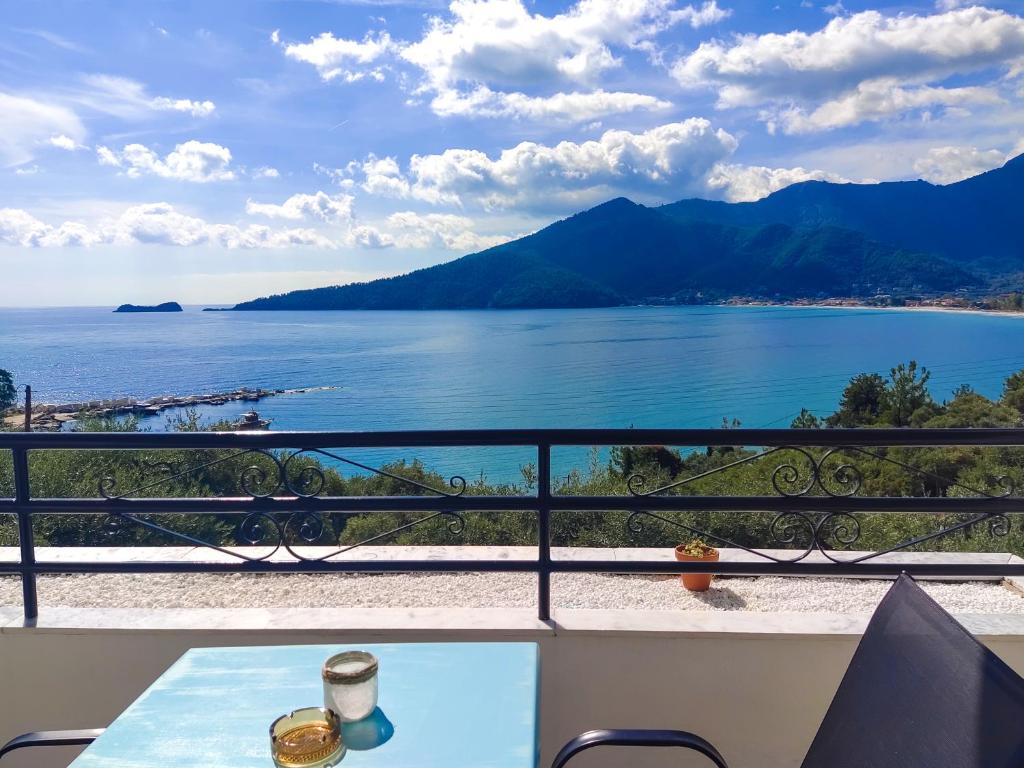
3 305 1022 482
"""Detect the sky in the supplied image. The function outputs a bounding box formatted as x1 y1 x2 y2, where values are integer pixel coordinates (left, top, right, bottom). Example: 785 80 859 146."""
2 0 1024 307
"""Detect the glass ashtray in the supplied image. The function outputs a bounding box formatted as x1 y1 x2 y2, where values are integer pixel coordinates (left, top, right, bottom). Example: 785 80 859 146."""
270 707 346 767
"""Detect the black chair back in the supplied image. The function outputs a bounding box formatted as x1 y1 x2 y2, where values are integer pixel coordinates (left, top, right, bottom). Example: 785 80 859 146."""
801 574 1024 768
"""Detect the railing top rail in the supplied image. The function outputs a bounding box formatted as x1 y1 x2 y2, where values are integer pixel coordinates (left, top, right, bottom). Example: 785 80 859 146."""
2 427 1024 449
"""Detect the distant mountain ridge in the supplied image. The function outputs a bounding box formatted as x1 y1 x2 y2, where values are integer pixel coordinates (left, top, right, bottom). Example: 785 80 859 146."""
231 154 1023 311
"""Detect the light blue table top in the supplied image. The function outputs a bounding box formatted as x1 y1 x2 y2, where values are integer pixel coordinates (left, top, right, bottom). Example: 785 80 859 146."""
71 642 539 768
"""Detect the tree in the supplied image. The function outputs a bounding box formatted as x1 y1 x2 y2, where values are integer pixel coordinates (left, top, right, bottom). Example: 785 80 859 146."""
790 408 821 429
1002 369 1024 415
885 361 933 427
826 373 887 427
0 369 15 411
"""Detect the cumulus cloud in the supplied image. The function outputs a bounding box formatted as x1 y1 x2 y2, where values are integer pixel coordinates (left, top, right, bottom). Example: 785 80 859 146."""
0 208 102 247
386 211 512 250
280 0 724 120
253 166 280 179
245 191 354 222
763 81 1003 134
97 140 235 182
242 190 502 251
0 200 516 253
0 203 337 249
427 86 670 120
150 96 217 117
281 31 394 82
912 145 1012 184
706 163 849 202
672 6 1024 130
48 134 88 151
673 1 731 28
333 118 832 209
1 92 85 166
401 0 727 119
403 0 724 91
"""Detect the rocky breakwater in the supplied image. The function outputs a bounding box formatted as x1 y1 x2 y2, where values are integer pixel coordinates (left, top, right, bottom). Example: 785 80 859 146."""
2 386 336 431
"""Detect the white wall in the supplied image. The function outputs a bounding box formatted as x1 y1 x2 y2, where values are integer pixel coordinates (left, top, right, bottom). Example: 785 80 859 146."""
3 608 1024 768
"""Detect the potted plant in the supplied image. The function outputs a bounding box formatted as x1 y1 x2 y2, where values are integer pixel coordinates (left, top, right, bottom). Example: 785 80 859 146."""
674 538 719 592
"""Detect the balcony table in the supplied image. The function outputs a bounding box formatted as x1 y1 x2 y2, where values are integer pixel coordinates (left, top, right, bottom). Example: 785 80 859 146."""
69 642 539 768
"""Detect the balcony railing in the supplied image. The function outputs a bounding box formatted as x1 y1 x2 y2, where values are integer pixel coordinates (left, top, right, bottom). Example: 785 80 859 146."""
2 428 1024 621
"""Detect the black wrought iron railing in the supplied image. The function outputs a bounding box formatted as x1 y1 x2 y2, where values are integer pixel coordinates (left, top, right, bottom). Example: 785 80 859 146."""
2 428 1024 621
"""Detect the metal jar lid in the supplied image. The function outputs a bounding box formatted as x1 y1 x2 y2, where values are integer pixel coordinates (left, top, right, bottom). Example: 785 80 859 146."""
322 651 379 685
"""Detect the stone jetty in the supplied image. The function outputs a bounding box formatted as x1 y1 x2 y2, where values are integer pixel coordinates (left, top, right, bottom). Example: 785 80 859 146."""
2 386 336 431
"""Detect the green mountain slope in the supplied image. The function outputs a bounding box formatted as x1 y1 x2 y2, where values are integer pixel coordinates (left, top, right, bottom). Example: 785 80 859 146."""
233 205 972 310
661 153 1024 270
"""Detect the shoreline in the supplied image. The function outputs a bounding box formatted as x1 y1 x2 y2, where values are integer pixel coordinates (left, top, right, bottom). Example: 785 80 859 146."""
718 301 1024 319
4 300 1024 318
2 386 338 432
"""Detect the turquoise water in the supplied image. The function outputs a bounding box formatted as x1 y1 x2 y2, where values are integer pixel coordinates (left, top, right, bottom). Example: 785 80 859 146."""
3 305 1022 480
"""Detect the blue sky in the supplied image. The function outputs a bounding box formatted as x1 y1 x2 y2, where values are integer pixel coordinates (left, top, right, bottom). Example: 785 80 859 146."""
2 0 1023 306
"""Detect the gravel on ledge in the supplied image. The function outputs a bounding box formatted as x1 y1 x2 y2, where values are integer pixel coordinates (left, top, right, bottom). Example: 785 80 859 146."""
2 573 1023 613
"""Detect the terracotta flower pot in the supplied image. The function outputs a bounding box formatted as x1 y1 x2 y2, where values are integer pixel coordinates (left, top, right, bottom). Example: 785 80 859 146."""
674 545 719 592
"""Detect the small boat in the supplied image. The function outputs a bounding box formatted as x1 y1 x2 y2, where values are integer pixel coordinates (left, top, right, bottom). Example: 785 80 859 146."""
234 410 271 430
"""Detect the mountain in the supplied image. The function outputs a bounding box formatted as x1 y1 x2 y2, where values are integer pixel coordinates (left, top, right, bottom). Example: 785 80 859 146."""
230 156 1024 311
661 153 1024 272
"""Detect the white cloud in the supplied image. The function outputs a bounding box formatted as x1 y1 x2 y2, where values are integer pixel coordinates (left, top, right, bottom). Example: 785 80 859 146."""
397 0 724 119
14 165 40 176
403 0 723 91
427 85 670 120
347 225 395 249
0 203 338 249
912 145 1010 184
48 134 88 151
0 92 85 167
253 166 280 179
764 81 1003 134
279 0 726 121
245 191 354 222
672 1 731 28
107 204 334 248
706 163 849 202
97 140 235 182
71 74 216 120
281 31 394 82
386 211 512 250
340 118 842 210
0 208 102 247
150 96 217 117
672 6 1024 129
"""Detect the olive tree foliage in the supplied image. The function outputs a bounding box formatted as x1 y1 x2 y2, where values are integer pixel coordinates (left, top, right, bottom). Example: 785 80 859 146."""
0 369 15 411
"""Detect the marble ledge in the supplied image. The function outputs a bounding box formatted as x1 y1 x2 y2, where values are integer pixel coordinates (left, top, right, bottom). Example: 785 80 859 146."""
4 606 1024 640
0 606 550 636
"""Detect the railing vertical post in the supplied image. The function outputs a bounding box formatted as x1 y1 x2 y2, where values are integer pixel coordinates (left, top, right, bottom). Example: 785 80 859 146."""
12 447 38 620
537 442 551 622
23 385 32 432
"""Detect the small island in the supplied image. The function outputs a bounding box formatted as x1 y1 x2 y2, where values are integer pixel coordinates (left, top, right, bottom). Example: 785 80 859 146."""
114 302 183 313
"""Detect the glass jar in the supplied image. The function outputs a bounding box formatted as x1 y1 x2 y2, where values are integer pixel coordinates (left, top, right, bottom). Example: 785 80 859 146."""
322 651 379 722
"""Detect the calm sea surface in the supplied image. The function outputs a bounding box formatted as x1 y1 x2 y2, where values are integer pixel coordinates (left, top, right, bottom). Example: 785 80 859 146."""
3 305 1022 480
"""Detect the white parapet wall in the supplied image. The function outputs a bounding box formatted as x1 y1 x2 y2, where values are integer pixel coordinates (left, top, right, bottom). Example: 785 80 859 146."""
2 547 1024 768
3 606 1024 768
